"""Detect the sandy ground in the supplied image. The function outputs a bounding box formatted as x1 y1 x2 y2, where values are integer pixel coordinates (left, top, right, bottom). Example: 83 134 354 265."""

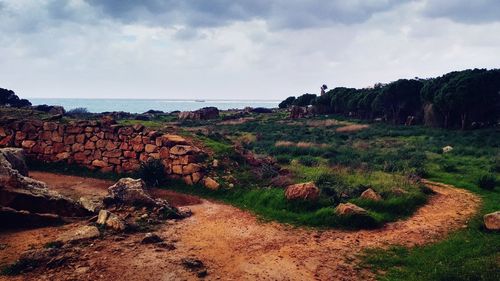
0 173 481 281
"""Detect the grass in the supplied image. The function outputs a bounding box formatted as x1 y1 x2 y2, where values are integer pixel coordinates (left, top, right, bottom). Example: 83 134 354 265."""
20 112 499 280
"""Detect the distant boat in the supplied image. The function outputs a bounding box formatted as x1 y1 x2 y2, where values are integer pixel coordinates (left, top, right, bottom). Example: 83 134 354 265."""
194 99 206 102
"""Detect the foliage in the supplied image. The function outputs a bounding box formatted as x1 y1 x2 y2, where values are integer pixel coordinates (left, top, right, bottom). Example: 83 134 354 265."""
280 68 500 129
0 88 31 108
477 174 497 190
66 107 89 115
138 159 166 187
279 96 296 108
293 93 317 107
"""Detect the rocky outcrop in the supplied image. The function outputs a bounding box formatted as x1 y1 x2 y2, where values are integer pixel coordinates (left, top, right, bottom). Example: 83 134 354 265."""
360 188 382 201
335 203 368 216
284 182 320 201
104 177 184 219
178 107 219 120
0 119 206 185
483 211 500 231
0 148 90 219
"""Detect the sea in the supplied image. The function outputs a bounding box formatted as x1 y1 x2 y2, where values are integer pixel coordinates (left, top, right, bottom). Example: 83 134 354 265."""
29 98 280 114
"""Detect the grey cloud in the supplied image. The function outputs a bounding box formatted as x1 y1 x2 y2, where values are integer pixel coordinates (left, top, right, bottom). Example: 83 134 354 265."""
84 0 410 29
423 0 500 23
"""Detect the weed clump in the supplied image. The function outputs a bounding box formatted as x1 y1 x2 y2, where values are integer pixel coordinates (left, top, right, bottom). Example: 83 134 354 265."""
477 174 497 190
138 159 166 187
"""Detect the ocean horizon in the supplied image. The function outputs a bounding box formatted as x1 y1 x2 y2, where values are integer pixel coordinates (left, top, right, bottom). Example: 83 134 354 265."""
29 98 280 114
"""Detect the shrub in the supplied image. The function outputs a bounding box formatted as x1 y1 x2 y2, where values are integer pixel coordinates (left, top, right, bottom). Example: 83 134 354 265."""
477 174 497 190
278 96 296 108
259 162 280 179
138 159 166 187
276 155 292 165
298 156 318 167
66 107 89 115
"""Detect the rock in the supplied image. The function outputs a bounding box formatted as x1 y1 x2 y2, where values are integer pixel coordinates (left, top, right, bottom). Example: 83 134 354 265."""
0 206 63 228
181 258 204 270
360 188 382 201
105 214 126 231
0 148 28 176
0 148 91 218
335 203 368 216
203 177 220 190
97 209 110 224
105 178 157 207
57 226 100 243
178 107 219 120
105 178 183 219
442 146 453 153
162 134 188 146
48 106 65 116
484 211 500 231
170 145 200 156
284 182 320 201
141 233 163 244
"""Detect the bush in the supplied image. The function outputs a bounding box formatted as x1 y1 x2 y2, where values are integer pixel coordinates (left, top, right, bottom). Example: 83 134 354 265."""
477 174 497 190
278 96 296 108
298 156 318 167
66 107 89 115
276 155 292 165
138 159 166 187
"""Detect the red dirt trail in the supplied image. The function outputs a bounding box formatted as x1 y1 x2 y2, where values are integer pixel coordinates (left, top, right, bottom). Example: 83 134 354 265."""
0 173 480 281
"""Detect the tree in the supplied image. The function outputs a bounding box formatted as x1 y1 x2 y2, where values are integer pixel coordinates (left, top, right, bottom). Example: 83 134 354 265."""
293 93 317 107
372 79 423 124
279 96 296 108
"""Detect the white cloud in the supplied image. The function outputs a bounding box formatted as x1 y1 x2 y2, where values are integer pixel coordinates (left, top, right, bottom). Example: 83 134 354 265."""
0 0 499 100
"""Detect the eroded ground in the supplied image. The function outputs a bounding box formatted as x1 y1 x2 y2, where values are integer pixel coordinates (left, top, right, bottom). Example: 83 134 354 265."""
0 172 480 281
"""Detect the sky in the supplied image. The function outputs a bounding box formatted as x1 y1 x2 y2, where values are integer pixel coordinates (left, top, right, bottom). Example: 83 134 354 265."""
1 0 500 100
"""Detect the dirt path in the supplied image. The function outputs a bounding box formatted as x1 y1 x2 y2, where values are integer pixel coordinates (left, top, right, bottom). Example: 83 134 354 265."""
0 173 480 281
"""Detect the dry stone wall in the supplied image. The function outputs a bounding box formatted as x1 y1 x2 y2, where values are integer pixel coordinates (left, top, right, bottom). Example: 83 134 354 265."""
0 119 205 185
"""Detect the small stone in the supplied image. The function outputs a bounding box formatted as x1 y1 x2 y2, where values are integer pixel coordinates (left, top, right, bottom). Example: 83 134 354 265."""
360 188 382 201
484 211 500 231
57 226 100 243
141 233 163 244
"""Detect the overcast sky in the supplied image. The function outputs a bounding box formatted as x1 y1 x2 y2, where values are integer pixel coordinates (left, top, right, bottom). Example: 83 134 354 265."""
1 0 500 100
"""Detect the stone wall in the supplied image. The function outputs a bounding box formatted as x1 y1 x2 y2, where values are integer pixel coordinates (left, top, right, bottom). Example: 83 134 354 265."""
0 119 205 185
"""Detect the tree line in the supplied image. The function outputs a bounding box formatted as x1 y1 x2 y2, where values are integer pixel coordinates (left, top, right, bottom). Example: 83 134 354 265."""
0 88 32 108
279 69 500 129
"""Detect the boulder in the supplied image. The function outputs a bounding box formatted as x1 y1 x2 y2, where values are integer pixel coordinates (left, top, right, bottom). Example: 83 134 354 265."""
484 211 500 231
284 182 320 201
0 148 28 176
178 107 219 120
104 178 183 219
105 178 157 207
203 177 220 190
0 148 91 218
360 188 382 201
56 226 100 243
335 203 368 216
